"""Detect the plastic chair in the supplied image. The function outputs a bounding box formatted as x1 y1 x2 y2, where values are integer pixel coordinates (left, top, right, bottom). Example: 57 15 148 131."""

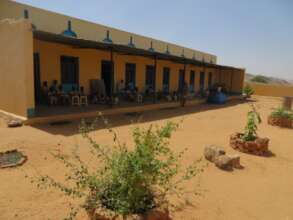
137 94 143 103
72 96 80 106
80 96 88 106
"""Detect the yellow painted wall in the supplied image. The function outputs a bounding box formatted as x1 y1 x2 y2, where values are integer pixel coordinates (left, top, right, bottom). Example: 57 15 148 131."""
246 83 293 97
218 68 245 93
0 19 34 117
34 39 229 95
0 0 217 63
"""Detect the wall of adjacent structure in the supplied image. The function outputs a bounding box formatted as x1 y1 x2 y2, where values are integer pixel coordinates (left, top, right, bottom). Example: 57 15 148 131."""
33 39 219 95
246 83 293 97
0 0 217 63
0 19 35 118
219 68 245 93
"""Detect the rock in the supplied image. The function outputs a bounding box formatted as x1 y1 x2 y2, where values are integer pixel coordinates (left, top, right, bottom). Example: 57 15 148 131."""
214 155 233 170
229 154 241 168
204 145 226 162
7 119 23 128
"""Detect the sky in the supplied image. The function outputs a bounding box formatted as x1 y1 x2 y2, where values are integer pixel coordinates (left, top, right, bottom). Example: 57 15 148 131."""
15 0 293 80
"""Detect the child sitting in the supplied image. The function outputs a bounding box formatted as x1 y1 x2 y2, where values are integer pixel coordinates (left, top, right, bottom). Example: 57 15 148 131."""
58 85 70 105
48 86 58 105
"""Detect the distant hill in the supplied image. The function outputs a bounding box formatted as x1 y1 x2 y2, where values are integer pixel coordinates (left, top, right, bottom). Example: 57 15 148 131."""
245 73 292 86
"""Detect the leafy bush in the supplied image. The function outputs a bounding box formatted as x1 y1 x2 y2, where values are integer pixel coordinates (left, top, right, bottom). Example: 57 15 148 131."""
241 105 262 141
271 108 293 120
251 75 270 84
242 85 255 97
33 115 204 220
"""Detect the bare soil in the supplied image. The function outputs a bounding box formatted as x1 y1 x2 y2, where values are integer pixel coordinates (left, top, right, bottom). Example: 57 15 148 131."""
0 96 293 220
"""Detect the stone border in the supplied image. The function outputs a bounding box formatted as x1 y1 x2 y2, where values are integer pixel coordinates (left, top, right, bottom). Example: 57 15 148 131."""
268 115 293 128
230 133 269 156
0 149 27 169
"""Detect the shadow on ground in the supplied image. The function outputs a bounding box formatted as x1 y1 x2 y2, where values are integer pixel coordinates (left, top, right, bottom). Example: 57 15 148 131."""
31 99 252 136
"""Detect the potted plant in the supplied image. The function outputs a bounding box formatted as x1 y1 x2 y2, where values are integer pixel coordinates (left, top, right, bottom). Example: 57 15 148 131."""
242 85 255 99
268 108 293 128
32 115 204 220
230 105 269 156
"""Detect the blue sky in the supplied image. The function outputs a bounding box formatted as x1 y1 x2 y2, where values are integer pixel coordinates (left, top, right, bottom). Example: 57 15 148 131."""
16 0 293 79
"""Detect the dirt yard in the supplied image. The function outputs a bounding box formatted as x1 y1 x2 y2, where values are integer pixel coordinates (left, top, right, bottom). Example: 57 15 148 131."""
0 96 292 220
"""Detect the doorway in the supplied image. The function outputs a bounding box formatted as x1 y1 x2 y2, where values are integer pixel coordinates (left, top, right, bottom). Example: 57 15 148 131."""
178 69 185 92
33 53 41 104
101 60 114 96
200 72 205 90
208 72 213 89
189 71 195 92
125 63 136 89
162 67 170 94
145 65 156 90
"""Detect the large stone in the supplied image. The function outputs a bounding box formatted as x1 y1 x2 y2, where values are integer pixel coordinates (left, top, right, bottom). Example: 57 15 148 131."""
214 155 233 170
7 119 23 128
204 145 226 162
229 154 241 169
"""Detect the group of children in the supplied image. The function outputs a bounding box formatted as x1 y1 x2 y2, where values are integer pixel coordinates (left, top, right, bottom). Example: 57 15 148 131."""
116 80 141 102
115 79 190 105
41 81 86 106
40 79 210 107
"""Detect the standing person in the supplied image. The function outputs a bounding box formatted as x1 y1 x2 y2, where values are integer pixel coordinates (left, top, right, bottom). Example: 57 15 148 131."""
180 82 188 107
41 81 49 105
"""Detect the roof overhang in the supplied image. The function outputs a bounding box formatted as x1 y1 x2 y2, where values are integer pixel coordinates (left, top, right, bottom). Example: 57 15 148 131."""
33 30 242 71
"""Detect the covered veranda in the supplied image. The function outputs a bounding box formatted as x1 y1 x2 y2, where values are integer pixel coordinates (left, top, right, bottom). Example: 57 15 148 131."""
30 30 244 123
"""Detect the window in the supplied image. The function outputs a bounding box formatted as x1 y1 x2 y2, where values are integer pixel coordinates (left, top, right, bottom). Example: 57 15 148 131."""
178 69 185 92
189 71 195 92
145 65 156 90
200 72 205 90
61 56 79 85
125 63 136 90
162 67 170 94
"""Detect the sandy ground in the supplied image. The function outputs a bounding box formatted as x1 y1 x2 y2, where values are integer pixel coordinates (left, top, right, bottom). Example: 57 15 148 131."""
0 96 293 220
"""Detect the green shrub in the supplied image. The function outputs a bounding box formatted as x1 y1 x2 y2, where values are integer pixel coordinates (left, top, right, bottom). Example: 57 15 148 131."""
33 115 204 220
271 108 293 120
241 105 262 141
251 75 270 84
243 85 255 97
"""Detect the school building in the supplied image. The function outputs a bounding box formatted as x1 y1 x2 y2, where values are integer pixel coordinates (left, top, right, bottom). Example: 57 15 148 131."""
0 0 245 122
